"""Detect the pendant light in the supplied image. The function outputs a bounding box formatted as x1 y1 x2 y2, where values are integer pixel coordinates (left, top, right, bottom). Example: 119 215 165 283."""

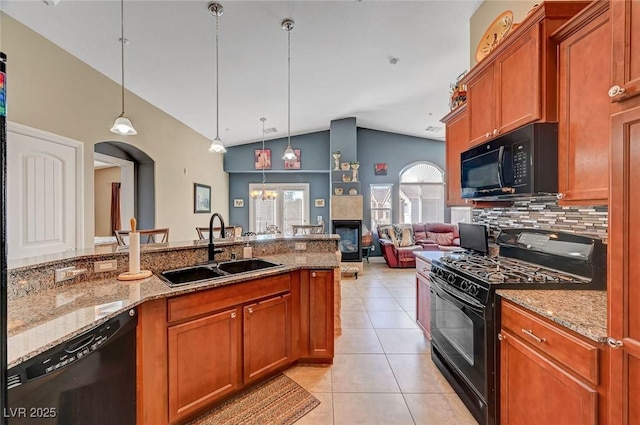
251 118 278 201
281 19 297 161
110 0 137 136
208 2 227 153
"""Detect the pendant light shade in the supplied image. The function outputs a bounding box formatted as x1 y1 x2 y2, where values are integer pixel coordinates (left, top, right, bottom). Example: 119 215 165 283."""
251 118 278 201
282 19 297 161
110 0 137 136
209 2 226 154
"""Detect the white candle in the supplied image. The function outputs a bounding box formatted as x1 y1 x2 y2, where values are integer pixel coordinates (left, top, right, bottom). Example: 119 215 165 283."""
129 232 140 274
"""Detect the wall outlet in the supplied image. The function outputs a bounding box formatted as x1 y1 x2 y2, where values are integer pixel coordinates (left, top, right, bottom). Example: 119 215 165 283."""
94 259 118 273
294 242 307 251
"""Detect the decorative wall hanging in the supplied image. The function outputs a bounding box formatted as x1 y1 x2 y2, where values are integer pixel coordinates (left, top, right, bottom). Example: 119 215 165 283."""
254 149 271 170
194 183 211 213
375 163 388 176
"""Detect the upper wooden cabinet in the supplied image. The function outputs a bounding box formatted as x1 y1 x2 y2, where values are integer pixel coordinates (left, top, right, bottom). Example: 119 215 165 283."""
554 1 611 205
462 1 590 147
610 0 640 103
441 105 468 206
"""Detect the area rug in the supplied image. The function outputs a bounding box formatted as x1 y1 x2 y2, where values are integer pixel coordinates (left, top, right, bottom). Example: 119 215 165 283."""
188 374 320 425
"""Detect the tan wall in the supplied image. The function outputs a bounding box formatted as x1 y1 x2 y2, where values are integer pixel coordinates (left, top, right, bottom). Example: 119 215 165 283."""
94 167 122 237
1 13 229 247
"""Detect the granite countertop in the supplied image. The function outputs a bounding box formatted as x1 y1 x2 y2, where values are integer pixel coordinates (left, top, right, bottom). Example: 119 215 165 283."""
7 252 339 369
496 289 608 343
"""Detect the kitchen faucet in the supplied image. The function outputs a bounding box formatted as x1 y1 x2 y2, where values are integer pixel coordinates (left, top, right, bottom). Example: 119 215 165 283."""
208 212 225 263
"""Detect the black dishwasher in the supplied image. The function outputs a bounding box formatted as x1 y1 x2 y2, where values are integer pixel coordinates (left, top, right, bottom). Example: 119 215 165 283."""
6 308 137 425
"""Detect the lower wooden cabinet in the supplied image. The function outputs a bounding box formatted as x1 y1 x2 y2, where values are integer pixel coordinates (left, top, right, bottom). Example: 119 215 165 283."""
168 307 241 423
499 299 607 425
243 294 292 383
415 256 431 339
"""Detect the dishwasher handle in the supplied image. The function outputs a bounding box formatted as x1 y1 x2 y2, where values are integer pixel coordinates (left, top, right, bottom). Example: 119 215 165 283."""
65 334 95 353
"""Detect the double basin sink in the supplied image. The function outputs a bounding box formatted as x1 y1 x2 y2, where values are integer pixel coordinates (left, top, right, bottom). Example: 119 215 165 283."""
160 258 283 287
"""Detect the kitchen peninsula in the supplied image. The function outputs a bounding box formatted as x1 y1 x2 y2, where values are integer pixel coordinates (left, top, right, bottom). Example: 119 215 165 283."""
7 234 340 425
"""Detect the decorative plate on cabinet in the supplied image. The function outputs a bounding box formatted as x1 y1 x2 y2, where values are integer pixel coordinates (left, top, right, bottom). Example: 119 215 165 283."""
475 10 514 63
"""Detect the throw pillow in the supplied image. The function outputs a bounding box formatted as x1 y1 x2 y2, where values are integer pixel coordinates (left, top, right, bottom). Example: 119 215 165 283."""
393 223 415 247
378 225 398 246
427 231 455 246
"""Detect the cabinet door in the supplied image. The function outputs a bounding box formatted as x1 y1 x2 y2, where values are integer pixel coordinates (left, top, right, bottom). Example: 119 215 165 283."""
500 330 598 425
611 0 640 103
444 106 469 206
309 270 334 359
557 4 611 204
496 25 541 136
243 294 292 383
467 63 496 146
416 271 431 339
609 105 640 425
168 308 241 423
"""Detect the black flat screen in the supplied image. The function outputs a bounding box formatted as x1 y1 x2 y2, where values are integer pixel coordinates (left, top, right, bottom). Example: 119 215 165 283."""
459 223 489 254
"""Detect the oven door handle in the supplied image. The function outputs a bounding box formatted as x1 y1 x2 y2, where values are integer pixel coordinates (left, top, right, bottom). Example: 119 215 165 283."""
430 273 484 314
497 145 505 188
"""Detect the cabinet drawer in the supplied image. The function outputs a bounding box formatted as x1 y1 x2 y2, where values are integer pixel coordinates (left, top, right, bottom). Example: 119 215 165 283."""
168 274 291 323
415 257 432 279
501 300 599 385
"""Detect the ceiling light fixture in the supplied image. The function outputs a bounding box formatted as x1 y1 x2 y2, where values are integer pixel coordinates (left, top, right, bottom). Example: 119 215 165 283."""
208 2 227 153
110 0 137 136
281 18 297 161
251 118 278 201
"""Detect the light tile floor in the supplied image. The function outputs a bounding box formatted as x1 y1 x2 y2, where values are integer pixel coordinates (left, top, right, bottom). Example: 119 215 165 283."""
284 258 478 425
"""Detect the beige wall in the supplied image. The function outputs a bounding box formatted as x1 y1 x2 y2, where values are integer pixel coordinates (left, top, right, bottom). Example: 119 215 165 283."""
470 1 544 66
94 167 122 237
1 13 229 246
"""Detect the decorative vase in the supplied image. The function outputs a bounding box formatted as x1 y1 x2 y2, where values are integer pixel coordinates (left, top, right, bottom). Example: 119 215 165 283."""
334 188 343 195
351 163 360 182
340 162 350 171
342 174 351 182
332 153 341 171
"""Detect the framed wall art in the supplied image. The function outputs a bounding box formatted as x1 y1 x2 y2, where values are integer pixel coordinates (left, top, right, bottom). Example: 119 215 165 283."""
284 149 301 170
255 149 271 170
194 183 211 213
374 163 388 176
314 198 325 207
233 198 244 208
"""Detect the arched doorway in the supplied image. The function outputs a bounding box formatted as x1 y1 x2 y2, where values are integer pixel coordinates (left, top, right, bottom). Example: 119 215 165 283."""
94 141 156 231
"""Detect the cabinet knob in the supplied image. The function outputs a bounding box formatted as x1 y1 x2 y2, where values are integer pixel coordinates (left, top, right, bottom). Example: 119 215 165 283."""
493 128 499 135
230 312 236 319
608 85 626 98
248 307 253 314
556 193 565 200
497 333 505 341
311 272 316 278
607 337 624 349
485 132 490 138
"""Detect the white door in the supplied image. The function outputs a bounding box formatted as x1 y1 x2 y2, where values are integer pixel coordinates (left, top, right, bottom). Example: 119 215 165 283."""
7 123 84 260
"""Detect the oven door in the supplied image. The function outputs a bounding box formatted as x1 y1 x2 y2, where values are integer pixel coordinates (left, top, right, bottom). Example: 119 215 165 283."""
429 273 487 399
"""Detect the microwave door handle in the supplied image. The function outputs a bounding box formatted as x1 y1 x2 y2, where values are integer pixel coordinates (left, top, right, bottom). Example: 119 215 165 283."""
497 145 505 187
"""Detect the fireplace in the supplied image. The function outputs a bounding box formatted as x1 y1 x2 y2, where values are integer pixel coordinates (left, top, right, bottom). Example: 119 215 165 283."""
332 220 362 262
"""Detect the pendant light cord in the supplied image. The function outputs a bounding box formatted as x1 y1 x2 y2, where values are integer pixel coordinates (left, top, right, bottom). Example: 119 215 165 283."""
261 118 266 185
215 11 220 140
120 0 125 115
287 27 291 149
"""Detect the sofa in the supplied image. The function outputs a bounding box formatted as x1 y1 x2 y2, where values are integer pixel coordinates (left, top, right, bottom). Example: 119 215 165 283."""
377 223 460 268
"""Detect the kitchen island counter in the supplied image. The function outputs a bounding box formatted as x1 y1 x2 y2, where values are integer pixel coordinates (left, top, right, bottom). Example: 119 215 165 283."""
496 289 607 343
7 252 339 368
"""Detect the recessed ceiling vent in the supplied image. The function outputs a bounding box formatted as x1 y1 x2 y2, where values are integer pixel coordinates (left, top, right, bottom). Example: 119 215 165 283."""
264 127 278 134
425 126 443 132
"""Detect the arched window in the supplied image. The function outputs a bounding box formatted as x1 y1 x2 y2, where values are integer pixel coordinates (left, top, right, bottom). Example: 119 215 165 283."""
399 162 444 223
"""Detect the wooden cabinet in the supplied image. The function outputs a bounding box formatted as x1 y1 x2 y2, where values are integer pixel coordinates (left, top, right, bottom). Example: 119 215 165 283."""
609 104 640 425
499 299 607 425
554 1 611 205
415 255 431 339
610 0 640 103
463 2 589 147
441 105 468 206
243 294 292 383
168 307 241 423
299 269 334 360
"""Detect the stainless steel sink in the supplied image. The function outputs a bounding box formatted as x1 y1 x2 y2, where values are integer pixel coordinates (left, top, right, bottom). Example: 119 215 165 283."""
217 258 282 275
160 265 228 286
160 259 283 287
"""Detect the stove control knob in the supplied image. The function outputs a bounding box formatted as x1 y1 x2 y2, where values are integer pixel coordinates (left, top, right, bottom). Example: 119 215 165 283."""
460 280 469 291
447 274 455 284
467 285 479 296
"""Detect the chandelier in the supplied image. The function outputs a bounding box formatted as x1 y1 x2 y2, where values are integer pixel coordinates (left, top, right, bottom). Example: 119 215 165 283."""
251 118 278 201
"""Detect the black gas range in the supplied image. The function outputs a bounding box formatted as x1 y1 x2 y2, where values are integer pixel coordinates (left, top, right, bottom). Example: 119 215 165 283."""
429 227 606 425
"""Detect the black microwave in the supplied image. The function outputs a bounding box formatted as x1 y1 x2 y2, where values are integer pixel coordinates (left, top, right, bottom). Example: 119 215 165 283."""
460 123 559 199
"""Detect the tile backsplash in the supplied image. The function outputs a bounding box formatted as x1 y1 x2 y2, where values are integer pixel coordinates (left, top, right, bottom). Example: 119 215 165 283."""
473 197 608 242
